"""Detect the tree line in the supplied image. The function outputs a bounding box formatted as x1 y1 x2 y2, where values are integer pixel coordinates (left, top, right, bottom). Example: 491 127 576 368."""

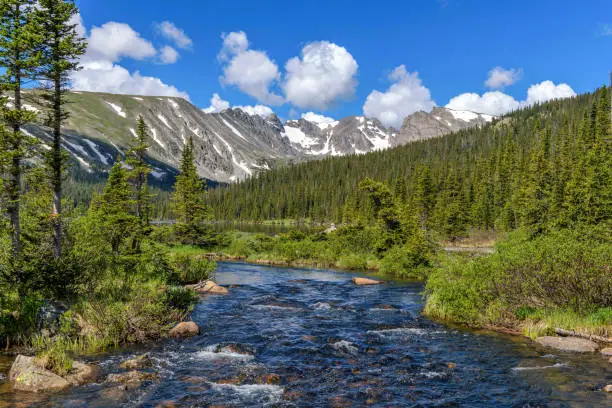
207 86 610 239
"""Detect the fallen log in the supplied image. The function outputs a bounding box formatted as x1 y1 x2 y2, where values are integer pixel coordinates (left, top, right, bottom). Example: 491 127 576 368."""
554 328 612 344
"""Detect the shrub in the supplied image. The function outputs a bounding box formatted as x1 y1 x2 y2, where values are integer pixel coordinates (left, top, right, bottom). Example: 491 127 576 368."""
425 226 612 331
170 253 216 284
165 286 198 311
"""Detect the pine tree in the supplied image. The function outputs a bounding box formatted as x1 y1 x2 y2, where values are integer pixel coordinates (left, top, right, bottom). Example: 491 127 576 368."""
172 136 211 245
0 0 42 265
91 158 137 255
35 0 86 258
126 115 152 226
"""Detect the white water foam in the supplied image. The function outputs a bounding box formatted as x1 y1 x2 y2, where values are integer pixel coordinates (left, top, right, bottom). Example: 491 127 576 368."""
330 340 358 355
420 371 447 379
194 345 254 361
312 302 332 310
208 383 284 403
367 327 433 336
250 304 302 311
512 363 568 371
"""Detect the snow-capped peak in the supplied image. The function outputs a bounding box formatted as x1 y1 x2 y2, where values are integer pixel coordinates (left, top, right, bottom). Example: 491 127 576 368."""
446 108 495 123
301 112 339 130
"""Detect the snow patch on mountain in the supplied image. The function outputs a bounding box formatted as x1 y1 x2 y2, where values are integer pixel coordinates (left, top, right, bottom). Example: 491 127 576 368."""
221 118 247 141
82 138 110 165
157 114 173 130
150 128 166 148
282 126 318 148
105 102 126 118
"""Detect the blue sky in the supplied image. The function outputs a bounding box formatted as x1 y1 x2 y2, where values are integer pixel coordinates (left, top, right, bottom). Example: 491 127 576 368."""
74 0 612 127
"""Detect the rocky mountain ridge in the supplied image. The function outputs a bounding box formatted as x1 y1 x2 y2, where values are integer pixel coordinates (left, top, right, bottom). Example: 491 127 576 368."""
22 91 494 183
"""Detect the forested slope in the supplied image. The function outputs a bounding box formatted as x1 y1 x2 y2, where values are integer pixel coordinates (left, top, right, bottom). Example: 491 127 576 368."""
208 87 610 237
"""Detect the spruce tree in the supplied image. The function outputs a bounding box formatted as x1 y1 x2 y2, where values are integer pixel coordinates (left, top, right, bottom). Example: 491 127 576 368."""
126 115 152 226
0 0 41 266
172 136 211 245
91 158 136 255
35 0 86 258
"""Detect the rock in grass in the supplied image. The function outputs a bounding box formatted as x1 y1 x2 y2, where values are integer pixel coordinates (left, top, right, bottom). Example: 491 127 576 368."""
352 277 383 285
9 355 70 393
169 321 200 338
535 336 598 353
600 347 612 356
120 354 152 370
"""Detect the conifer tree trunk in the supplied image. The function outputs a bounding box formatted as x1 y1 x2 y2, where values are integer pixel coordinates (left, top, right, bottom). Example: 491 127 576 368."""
7 65 22 259
51 70 62 258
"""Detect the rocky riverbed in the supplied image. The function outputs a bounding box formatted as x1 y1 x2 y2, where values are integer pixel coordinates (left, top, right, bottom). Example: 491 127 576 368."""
0 262 610 407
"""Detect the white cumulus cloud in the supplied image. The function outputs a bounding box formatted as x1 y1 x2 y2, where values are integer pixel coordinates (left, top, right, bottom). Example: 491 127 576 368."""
202 93 231 113
524 80 576 105
234 104 274 117
301 112 337 125
283 41 358 110
485 66 523 89
159 45 179 64
218 31 283 105
86 22 157 62
70 15 189 99
156 21 193 49
363 65 436 128
72 60 189 99
446 80 576 116
202 93 274 117
446 91 520 116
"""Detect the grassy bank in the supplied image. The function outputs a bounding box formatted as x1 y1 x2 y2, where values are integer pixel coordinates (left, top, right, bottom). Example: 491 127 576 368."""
174 227 437 280
424 226 612 338
0 241 216 374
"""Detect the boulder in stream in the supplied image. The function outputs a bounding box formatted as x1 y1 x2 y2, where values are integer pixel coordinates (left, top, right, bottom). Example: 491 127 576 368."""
120 354 153 370
187 280 229 295
169 321 200 338
600 347 612 356
64 361 100 386
535 336 598 353
352 277 383 285
9 355 70 393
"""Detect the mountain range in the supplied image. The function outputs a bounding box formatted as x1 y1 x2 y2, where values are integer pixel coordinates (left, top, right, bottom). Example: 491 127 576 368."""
20 91 494 183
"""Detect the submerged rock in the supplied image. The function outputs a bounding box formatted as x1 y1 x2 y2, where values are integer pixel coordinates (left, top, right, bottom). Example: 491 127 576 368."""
254 373 281 385
9 355 70 393
535 336 598 353
169 321 200 338
106 370 158 385
120 354 152 370
353 277 383 285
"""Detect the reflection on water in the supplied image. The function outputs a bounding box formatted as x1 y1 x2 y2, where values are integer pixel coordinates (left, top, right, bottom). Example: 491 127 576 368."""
0 262 610 407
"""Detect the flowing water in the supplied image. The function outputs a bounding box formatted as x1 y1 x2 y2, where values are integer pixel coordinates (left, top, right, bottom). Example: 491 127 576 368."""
1 262 610 407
